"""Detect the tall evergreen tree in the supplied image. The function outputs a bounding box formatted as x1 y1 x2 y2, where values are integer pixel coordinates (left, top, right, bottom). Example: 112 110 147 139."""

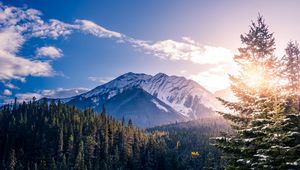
257 41 300 169
214 15 280 169
8 149 16 170
74 140 85 170
281 41 300 110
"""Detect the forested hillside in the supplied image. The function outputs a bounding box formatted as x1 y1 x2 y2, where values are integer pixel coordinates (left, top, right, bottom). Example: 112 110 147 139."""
0 99 170 170
0 98 227 170
148 117 231 169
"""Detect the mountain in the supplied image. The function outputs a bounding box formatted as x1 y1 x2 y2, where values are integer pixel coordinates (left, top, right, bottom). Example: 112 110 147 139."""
56 72 223 128
67 87 185 127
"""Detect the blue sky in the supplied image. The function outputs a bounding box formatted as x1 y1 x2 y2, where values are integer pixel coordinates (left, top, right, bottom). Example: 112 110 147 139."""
1 0 300 103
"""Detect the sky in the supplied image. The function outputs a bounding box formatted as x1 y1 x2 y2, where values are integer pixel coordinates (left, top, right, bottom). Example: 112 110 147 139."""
1 0 300 104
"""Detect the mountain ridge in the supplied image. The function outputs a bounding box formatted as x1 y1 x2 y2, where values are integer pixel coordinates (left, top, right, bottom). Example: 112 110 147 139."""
48 72 224 127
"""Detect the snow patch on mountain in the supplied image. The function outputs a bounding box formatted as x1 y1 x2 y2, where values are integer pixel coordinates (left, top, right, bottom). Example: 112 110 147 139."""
151 99 169 112
81 72 151 99
75 72 224 120
141 73 224 118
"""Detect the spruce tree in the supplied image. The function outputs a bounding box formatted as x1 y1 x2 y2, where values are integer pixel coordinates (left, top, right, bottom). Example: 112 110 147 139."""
281 41 300 110
8 149 16 170
74 140 85 170
257 41 300 169
214 15 280 169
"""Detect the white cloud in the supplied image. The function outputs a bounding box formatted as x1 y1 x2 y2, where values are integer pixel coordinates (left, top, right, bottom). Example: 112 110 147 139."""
0 3 125 86
3 89 12 96
88 76 113 84
127 37 235 91
3 82 18 89
188 62 238 92
129 37 234 65
0 50 53 81
68 20 236 93
0 4 74 39
190 45 234 65
39 87 90 98
36 46 63 59
189 71 231 93
0 28 24 53
72 19 234 74
0 3 71 84
0 3 235 92
180 70 187 74
75 19 123 38
31 19 75 39
6 87 90 103
14 93 42 102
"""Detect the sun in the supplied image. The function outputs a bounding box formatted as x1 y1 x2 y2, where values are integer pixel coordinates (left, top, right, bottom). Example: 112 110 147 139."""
244 65 267 89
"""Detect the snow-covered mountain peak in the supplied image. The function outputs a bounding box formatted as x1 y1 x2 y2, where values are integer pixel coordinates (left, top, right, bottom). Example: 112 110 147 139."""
117 72 152 80
153 72 168 78
141 73 223 119
82 72 151 98
78 72 223 120
105 72 151 88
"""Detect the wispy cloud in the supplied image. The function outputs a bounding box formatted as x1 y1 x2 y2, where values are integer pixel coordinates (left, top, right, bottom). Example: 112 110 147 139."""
185 63 238 92
75 19 124 39
3 81 18 89
129 38 234 65
71 20 235 92
88 76 114 84
5 87 90 103
14 93 42 102
72 20 235 66
0 3 72 84
3 89 12 96
0 39 54 82
0 3 234 92
36 46 63 59
38 87 90 98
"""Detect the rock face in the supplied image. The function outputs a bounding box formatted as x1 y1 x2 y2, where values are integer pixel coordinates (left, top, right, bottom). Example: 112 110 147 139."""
58 72 224 128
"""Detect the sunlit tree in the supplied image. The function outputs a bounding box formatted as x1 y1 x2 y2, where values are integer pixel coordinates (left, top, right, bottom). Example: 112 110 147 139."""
281 41 300 110
214 14 300 169
213 15 281 169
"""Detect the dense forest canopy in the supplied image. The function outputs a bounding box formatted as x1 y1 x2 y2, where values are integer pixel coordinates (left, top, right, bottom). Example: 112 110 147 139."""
0 98 227 170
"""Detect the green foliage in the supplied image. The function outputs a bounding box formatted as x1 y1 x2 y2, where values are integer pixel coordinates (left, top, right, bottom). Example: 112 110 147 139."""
149 117 230 170
1 99 227 170
0 100 165 170
214 15 300 169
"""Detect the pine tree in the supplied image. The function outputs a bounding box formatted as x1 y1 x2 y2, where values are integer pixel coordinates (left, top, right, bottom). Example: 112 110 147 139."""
255 41 300 169
74 140 85 170
66 134 74 168
8 149 16 170
50 157 57 170
61 155 67 170
258 104 300 169
132 133 141 169
84 136 96 169
203 152 214 170
213 15 280 169
281 41 300 110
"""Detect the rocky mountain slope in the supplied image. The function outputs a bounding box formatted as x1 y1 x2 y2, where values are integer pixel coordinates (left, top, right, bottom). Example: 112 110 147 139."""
55 72 224 127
